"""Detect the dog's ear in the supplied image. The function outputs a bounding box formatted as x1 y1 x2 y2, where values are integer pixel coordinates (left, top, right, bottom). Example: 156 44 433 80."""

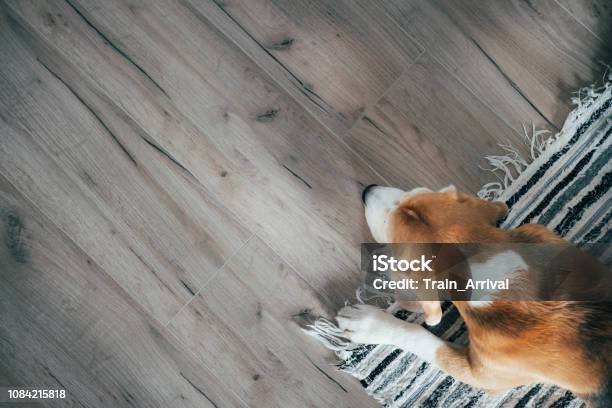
439 184 457 193
400 207 425 224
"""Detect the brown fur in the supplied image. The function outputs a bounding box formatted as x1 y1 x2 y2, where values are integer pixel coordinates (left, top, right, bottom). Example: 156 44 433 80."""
387 191 610 405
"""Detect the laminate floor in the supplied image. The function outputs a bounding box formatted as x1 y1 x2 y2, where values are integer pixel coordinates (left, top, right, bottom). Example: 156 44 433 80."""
0 0 610 406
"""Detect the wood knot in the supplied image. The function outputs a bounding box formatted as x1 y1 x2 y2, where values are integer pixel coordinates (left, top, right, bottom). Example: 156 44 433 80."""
255 109 279 122
255 302 263 319
44 13 56 27
266 38 294 51
2 211 28 264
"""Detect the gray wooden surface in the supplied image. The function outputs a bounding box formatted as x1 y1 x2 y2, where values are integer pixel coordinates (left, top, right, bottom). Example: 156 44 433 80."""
0 0 609 407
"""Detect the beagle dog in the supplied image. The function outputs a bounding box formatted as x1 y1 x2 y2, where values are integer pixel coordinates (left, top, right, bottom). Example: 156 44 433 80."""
336 185 611 406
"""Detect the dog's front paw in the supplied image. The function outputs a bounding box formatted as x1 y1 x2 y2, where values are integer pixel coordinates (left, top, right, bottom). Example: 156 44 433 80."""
336 304 407 345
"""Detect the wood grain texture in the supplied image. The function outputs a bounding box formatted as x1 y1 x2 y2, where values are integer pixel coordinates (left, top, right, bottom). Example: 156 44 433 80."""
184 0 345 137
345 52 525 193
0 173 243 408
555 0 612 40
196 0 423 130
0 10 251 323
430 0 611 129
374 0 560 134
555 0 612 75
2 0 384 303
168 236 377 408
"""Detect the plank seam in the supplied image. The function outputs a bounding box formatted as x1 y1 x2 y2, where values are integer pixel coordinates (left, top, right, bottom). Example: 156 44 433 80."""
163 233 256 328
553 0 603 42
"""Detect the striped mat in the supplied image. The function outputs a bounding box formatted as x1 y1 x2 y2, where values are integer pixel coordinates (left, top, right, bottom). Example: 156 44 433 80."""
307 78 611 408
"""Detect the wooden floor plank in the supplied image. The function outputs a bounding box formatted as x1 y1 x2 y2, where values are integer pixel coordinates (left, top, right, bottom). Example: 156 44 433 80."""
555 0 612 59
3 0 385 303
377 0 611 133
555 0 611 36
0 10 251 323
430 0 611 129
371 0 560 134
168 236 376 408
190 0 423 130
0 173 245 408
345 52 525 193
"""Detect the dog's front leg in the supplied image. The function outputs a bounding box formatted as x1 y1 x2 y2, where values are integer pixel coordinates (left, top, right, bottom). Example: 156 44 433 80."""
336 304 445 365
336 305 527 393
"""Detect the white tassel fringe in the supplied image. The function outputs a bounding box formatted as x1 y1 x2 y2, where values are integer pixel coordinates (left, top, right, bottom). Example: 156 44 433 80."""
478 72 611 201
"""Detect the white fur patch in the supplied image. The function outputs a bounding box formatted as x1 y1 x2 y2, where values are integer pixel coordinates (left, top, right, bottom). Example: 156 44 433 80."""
468 251 528 303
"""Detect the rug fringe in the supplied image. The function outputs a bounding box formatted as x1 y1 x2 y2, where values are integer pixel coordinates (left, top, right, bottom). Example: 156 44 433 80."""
303 286 393 356
478 72 612 201
302 317 353 352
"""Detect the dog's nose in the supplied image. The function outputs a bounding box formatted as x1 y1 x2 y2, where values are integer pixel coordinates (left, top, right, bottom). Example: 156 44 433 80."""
361 184 378 204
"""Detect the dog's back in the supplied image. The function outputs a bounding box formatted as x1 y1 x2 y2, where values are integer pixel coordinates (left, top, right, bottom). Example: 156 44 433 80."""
575 302 612 406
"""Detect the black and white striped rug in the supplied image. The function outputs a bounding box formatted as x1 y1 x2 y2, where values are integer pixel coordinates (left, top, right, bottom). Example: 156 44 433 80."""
307 79 611 408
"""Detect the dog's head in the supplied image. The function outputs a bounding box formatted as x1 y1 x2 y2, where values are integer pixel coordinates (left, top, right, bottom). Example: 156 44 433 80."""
362 184 508 243
362 185 509 325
